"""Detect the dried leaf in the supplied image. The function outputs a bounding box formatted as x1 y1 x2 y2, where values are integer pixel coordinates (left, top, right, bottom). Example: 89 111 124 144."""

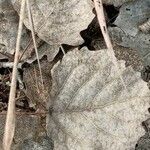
11 0 94 46
113 0 150 36
24 42 59 64
0 0 29 58
47 47 150 150
109 0 150 66
135 133 150 150
23 59 53 109
0 0 58 63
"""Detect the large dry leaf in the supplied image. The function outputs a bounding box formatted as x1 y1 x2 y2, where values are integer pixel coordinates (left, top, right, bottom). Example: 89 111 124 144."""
11 0 94 46
47 47 150 150
109 0 150 66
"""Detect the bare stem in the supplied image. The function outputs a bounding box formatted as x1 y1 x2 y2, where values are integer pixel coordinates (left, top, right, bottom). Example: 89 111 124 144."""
3 0 26 149
26 0 44 86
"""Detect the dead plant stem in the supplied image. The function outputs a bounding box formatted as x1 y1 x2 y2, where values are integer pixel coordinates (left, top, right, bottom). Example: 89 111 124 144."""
26 0 44 86
3 0 26 149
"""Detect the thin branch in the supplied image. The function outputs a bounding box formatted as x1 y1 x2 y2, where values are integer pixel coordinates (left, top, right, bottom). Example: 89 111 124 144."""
0 52 14 61
94 0 113 49
93 0 127 91
0 62 22 69
3 0 26 149
60 45 66 55
26 0 44 86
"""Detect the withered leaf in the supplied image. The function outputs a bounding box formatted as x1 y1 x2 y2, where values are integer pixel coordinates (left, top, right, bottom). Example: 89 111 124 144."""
48 47 150 150
109 0 150 66
0 0 29 59
11 0 94 46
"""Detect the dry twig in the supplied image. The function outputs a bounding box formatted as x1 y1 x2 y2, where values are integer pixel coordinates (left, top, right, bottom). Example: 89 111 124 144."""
3 0 26 149
93 0 127 91
26 0 44 86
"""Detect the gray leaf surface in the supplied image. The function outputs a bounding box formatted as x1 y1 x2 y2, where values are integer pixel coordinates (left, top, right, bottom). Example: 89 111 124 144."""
11 0 94 46
109 0 150 66
47 47 150 150
0 0 30 58
0 0 58 63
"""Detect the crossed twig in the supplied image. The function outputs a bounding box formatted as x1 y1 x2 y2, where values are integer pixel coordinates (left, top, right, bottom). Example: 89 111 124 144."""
3 0 44 149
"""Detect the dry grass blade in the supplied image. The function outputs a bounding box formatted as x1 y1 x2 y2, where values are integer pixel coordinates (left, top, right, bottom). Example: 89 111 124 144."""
93 0 127 91
60 45 66 55
26 0 44 86
3 0 26 149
